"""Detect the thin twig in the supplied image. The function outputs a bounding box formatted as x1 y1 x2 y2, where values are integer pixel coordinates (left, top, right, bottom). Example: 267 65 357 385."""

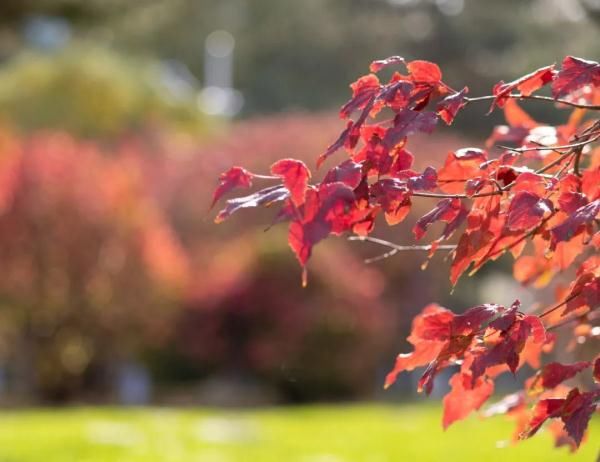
539 291 582 319
497 135 600 153
573 146 584 177
348 236 456 263
465 93 600 110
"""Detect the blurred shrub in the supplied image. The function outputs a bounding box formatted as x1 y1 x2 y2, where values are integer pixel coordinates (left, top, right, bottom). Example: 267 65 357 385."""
0 126 190 401
0 45 211 137
176 237 391 402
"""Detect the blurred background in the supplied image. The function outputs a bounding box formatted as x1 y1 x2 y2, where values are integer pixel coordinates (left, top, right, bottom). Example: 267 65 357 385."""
0 1 598 460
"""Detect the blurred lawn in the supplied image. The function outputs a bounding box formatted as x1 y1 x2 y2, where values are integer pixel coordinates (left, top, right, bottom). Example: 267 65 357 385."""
0 404 597 461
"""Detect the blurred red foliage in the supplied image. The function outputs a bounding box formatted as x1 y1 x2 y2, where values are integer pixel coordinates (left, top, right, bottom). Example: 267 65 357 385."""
0 113 467 402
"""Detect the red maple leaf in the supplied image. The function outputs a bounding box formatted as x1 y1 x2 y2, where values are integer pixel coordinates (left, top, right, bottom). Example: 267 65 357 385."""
506 191 553 231
552 56 600 99
523 388 600 447
532 361 592 390
382 109 438 150
369 56 406 73
550 199 600 244
491 65 556 110
214 185 289 223
270 159 311 207
322 160 363 189
413 198 464 240
437 87 469 125
211 166 255 208
443 372 494 429
287 182 356 267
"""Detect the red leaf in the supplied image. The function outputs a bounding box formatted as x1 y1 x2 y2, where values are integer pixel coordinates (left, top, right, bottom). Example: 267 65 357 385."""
564 274 600 315
340 74 380 118
270 159 311 207
582 167 600 201
394 167 438 191
443 372 494 429
522 397 566 439
550 199 600 244
214 185 289 223
317 120 354 168
506 191 553 231
407 60 442 83
437 148 487 194
384 304 453 388
370 179 412 226
452 303 504 335
211 166 254 208
562 390 599 446
470 319 531 383
522 315 547 344
384 341 444 389
383 109 438 150
522 388 600 447
288 182 355 266
536 361 592 389
413 198 463 240
369 56 406 73
437 87 468 125
594 356 600 383
389 148 414 173
491 65 556 110
558 192 588 214
552 56 600 99
322 160 363 189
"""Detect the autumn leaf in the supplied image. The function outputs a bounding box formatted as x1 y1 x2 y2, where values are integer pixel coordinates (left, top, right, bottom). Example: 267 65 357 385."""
522 388 600 447
531 361 591 390
382 109 438 150
550 199 600 244
437 87 468 125
443 372 494 429
491 65 556 110
437 148 487 194
287 182 355 266
214 185 289 223
552 56 600 99
407 60 443 84
211 166 255 208
317 120 354 168
271 159 311 207
340 74 380 119
369 56 406 73
506 191 553 231
413 198 464 240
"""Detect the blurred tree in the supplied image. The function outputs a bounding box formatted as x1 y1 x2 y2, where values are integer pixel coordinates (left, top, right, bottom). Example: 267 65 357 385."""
0 45 211 138
1 0 598 131
0 128 190 402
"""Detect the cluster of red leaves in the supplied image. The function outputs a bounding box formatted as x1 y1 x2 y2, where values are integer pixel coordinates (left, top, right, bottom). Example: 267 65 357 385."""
213 56 600 449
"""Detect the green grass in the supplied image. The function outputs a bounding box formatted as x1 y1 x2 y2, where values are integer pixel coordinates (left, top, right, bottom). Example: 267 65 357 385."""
0 404 596 461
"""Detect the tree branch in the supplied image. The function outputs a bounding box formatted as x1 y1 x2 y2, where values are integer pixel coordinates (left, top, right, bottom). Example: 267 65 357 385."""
348 236 455 263
465 93 600 110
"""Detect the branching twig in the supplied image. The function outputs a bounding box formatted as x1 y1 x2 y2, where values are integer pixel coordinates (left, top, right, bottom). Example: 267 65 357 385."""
497 135 600 154
465 93 600 110
348 236 455 263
